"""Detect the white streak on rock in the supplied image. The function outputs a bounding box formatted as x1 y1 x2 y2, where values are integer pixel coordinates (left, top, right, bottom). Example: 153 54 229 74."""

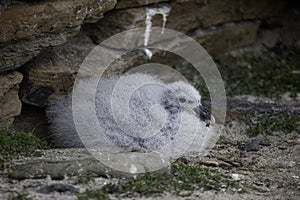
143 5 171 59
143 48 153 59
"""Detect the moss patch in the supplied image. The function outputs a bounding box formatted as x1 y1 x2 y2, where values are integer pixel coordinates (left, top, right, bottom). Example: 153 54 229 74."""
219 53 300 97
76 171 100 184
0 129 50 164
77 161 239 199
175 52 300 98
11 192 32 200
77 189 110 200
243 113 300 137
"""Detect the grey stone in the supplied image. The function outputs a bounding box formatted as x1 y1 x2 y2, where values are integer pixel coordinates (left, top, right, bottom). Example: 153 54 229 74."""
0 71 23 128
239 139 260 152
36 183 79 194
8 147 170 180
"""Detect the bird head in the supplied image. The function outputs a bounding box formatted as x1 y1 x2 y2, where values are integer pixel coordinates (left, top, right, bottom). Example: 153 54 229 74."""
167 81 215 127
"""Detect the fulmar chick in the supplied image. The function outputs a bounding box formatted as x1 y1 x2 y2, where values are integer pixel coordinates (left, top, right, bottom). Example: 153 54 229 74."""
47 73 216 157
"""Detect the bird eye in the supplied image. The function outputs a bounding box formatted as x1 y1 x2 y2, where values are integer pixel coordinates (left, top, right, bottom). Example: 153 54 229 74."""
188 100 194 104
179 97 186 103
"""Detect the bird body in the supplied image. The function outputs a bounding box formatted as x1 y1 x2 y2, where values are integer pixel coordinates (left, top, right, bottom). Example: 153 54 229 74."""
47 73 217 157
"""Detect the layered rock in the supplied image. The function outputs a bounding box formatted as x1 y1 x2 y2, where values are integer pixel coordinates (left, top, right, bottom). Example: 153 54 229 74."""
0 71 23 128
19 20 259 107
18 31 157 106
83 0 285 43
0 0 117 73
193 22 259 53
19 33 96 107
115 0 171 9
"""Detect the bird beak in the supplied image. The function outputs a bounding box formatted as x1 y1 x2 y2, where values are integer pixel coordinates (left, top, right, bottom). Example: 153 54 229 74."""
193 105 215 127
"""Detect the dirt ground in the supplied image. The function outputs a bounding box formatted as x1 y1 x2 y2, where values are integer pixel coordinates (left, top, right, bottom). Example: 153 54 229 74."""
0 95 299 200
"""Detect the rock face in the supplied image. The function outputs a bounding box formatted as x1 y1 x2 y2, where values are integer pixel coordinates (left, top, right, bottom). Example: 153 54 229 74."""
83 0 285 43
19 33 96 107
0 71 23 128
0 0 117 73
193 22 259 53
115 0 171 9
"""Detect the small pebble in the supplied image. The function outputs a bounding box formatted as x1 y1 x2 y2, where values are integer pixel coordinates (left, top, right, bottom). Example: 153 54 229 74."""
231 173 241 181
239 150 247 158
239 139 260 152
